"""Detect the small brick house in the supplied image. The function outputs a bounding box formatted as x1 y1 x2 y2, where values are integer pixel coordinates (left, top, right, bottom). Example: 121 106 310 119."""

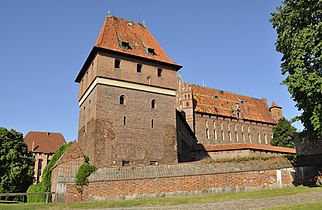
24 131 66 183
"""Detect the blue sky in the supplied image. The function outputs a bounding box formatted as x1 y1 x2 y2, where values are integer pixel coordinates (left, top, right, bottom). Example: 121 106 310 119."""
0 1 301 141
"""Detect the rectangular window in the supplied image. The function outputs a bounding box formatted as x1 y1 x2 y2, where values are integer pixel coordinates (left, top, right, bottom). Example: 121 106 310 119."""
115 59 121 68
137 64 142 73
157 68 162 77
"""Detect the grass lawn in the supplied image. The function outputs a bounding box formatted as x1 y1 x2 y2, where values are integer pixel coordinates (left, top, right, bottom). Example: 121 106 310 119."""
267 200 322 210
0 186 321 210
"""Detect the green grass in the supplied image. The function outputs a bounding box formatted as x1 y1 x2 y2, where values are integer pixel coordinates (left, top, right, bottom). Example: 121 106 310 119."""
267 200 322 210
1 186 321 210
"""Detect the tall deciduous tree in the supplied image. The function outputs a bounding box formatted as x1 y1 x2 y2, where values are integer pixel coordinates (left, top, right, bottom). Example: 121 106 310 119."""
0 127 34 193
270 0 322 140
271 118 297 148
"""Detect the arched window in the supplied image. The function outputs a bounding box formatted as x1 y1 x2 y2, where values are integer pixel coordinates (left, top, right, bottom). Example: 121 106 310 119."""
120 95 125 105
186 102 189 107
151 99 156 109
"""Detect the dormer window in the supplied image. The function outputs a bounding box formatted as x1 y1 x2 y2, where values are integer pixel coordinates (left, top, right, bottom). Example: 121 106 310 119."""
147 48 156 55
121 41 132 50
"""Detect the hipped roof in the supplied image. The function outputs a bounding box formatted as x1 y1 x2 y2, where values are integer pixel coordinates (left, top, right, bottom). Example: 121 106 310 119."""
24 131 66 154
76 16 181 82
190 84 277 124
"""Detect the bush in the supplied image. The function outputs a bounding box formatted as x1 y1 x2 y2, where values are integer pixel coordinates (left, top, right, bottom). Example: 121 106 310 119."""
27 142 72 202
75 163 96 186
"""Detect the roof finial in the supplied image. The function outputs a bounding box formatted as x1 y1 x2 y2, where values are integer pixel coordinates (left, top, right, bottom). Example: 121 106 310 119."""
107 9 111 18
142 20 146 27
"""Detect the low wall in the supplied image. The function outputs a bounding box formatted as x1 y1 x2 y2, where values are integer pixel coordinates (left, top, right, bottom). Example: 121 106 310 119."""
55 156 298 202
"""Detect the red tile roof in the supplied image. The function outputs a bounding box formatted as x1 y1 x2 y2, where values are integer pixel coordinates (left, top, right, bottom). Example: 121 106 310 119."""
24 131 66 154
76 16 182 83
95 16 178 66
190 84 276 124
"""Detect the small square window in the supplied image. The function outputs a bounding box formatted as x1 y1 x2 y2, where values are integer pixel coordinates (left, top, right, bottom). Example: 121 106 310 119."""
115 59 121 68
157 68 162 77
137 64 142 73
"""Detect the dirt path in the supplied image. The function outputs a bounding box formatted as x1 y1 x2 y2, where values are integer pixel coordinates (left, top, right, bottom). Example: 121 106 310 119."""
97 191 322 210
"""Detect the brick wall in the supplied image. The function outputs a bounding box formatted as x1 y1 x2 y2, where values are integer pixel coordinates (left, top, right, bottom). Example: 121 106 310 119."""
55 156 299 202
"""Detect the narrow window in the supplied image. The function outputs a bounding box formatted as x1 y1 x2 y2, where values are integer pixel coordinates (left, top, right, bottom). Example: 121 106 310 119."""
115 59 121 68
157 68 162 77
206 128 209 139
264 133 268 144
186 102 189 107
258 132 261 143
235 131 238 142
214 121 217 140
221 122 224 141
151 119 154 128
123 116 126 125
137 64 142 73
151 99 156 109
120 95 125 105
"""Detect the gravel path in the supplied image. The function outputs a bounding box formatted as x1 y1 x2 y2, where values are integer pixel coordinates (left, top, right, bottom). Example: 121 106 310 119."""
97 191 322 210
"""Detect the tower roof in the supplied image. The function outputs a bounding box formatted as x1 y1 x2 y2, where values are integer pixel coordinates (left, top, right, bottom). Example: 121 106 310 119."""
96 16 177 65
270 102 282 108
76 16 181 82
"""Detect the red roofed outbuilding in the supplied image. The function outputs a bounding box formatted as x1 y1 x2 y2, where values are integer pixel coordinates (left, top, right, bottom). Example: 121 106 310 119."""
24 131 66 183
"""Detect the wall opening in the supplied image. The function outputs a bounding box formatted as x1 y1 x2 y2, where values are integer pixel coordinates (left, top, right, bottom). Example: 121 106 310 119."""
120 95 125 105
137 64 142 73
151 99 156 109
115 59 121 68
157 68 162 77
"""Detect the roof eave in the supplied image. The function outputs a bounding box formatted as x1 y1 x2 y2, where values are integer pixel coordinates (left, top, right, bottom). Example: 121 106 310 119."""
75 46 183 83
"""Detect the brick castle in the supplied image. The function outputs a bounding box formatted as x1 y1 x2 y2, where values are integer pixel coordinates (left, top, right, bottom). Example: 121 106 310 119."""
50 15 305 202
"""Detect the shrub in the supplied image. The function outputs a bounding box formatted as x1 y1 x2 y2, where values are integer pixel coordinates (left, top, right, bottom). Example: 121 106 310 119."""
75 162 96 186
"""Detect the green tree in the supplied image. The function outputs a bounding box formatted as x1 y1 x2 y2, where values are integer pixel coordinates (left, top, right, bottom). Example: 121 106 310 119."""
0 127 34 194
271 118 297 148
270 0 322 140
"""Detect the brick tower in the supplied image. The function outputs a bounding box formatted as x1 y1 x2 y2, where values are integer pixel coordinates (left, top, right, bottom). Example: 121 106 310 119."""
75 16 182 168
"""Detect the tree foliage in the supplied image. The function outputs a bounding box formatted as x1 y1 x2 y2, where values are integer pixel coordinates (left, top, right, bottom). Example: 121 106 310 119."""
27 142 72 202
0 127 34 194
271 118 297 148
270 0 322 140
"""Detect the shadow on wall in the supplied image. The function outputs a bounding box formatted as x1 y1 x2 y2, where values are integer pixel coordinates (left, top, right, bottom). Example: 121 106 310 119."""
292 154 322 187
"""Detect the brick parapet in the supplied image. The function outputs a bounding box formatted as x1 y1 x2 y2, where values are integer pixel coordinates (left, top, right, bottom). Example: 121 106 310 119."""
88 156 292 182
